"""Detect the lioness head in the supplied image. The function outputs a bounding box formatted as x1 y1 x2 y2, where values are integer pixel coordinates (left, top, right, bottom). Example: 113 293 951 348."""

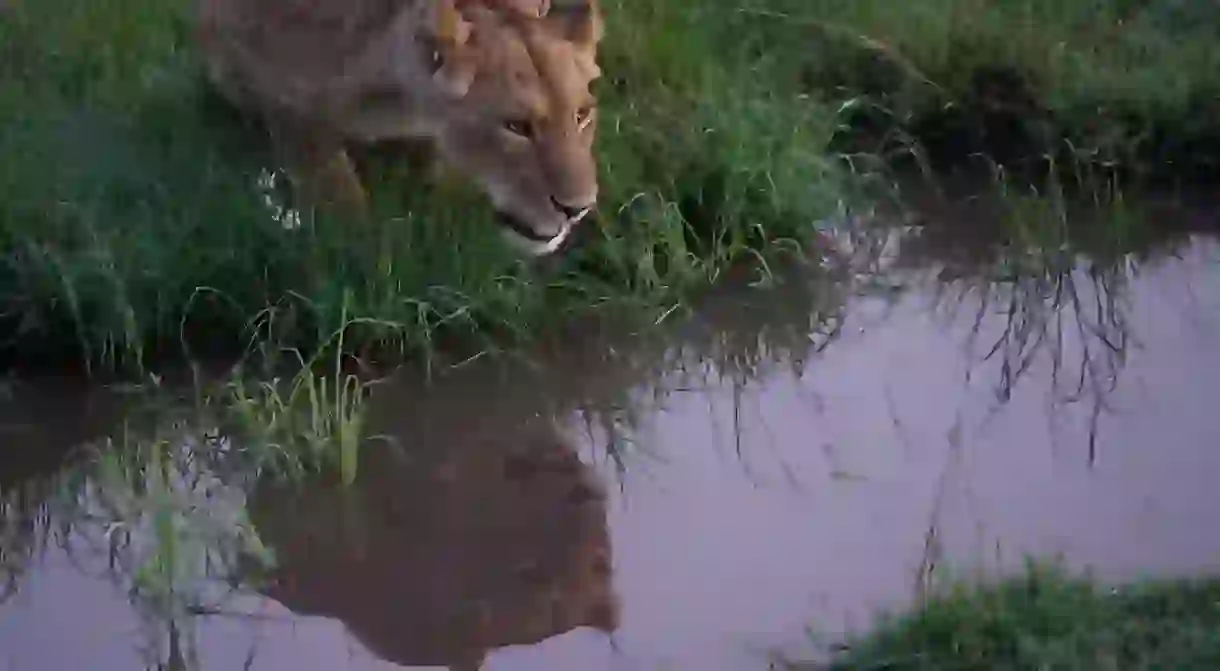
423 0 604 255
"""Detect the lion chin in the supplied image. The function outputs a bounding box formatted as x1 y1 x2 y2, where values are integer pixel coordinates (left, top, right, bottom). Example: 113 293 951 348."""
496 210 584 255
194 0 606 256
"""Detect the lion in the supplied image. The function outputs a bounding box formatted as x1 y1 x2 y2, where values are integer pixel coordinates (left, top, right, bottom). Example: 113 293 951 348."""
194 0 605 255
245 402 619 670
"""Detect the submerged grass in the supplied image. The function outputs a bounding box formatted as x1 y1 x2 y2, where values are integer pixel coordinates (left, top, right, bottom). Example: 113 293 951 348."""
221 344 371 487
799 562 1220 670
0 253 853 668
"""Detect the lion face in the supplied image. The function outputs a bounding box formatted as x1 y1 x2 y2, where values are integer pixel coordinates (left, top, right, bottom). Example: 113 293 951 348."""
426 0 604 255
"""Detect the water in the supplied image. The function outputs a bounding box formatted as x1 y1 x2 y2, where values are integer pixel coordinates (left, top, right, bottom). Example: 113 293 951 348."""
2 186 1220 670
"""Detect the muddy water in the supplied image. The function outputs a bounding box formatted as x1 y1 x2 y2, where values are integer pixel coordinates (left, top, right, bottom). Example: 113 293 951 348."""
2 190 1220 670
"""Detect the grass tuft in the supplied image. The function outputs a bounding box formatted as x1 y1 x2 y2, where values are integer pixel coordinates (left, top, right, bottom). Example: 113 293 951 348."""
813 562 1220 670
0 0 848 375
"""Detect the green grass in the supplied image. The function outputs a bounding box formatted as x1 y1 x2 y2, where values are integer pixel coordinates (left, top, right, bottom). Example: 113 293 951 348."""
0 0 846 375
222 345 370 487
0 0 1215 377
785 0 1220 179
804 563 1220 670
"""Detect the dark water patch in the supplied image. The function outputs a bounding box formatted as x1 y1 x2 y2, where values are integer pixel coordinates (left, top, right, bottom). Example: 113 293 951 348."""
0 188 1219 669
872 176 1220 281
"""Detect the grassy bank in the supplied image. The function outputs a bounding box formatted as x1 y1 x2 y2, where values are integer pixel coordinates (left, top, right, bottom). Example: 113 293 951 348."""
0 0 847 375
788 0 1220 181
801 564 1220 669
2 0 1215 376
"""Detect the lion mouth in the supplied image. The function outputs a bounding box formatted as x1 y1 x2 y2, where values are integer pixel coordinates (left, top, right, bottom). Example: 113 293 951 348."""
494 210 583 255
495 211 560 243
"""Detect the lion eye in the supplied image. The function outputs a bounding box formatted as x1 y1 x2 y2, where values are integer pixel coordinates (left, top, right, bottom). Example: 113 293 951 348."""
504 119 534 139
575 106 594 131
420 37 445 74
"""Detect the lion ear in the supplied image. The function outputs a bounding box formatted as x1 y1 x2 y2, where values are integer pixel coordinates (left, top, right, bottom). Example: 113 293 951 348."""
428 0 478 97
502 0 552 18
434 0 474 43
551 0 603 46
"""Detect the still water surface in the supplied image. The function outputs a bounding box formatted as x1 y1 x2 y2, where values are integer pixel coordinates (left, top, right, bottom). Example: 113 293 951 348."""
2 188 1219 669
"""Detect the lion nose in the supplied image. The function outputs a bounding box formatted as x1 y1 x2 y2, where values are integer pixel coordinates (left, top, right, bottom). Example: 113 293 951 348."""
550 196 593 221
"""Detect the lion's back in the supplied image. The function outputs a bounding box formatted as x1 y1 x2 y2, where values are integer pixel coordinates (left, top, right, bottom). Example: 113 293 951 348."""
195 0 415 110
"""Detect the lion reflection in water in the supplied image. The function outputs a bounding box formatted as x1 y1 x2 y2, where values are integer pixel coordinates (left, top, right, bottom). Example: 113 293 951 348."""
245 390 618 671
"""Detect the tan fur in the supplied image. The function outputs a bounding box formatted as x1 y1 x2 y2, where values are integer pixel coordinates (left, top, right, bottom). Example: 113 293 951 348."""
194 0 604 254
